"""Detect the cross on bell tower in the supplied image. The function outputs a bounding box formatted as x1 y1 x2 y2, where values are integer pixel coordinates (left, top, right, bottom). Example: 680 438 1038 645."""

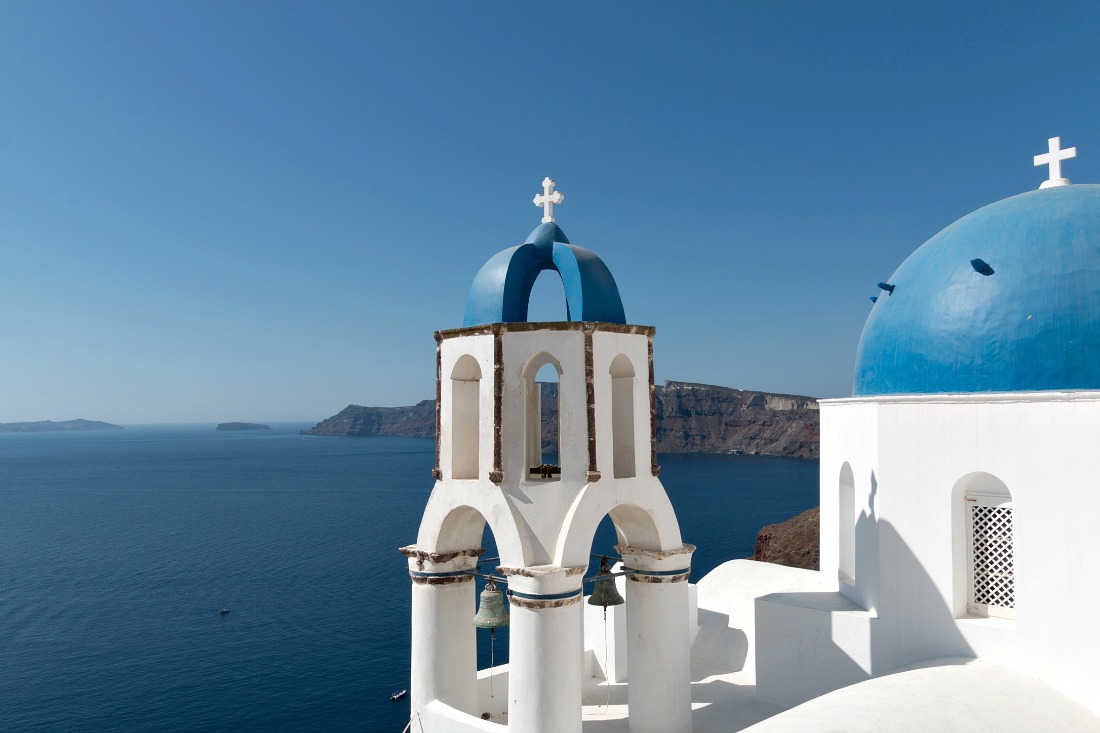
533 176 564 223
1034 136 1077 189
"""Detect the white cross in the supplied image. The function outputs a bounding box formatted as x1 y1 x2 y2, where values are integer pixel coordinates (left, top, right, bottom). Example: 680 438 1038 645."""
533 177 564 223
1033 136 1077 188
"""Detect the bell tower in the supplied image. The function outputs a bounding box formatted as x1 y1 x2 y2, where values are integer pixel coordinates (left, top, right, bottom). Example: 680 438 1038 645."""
401 179 694 733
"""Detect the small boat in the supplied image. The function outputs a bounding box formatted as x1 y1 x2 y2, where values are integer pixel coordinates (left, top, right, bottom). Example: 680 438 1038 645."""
219 608 230 615
390 689 407 702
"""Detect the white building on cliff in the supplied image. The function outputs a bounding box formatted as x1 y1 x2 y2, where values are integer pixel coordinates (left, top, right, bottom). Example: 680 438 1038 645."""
403 149 1100 731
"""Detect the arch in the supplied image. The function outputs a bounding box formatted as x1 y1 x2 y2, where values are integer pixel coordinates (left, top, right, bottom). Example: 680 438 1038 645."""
450 355 481 480
463 223 627 326
523 352 563 478
951 472 1014 619
416 493 530 568
554 482 684 568
609 354 636 478
838 462 856 585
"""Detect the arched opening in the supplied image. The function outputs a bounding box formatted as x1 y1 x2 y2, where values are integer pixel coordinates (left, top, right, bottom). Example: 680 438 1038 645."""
952 473 1014 619
584 514 628 685
523 354 561 480
431 505 511 719
450 355 481 480
609 354 636 479
573 502 689 718
526 268 569 322
838 462 856 585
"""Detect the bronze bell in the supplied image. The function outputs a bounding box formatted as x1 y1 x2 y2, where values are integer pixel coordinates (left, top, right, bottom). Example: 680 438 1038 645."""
587 556 625 608
472 578 510 629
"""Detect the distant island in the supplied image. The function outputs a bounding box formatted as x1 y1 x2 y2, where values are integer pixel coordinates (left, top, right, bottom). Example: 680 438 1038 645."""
217 422 270 431
302 381 820 459
0 419 123 433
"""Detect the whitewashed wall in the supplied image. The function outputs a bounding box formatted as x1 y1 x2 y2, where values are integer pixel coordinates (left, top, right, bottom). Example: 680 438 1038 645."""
760 391 1100 714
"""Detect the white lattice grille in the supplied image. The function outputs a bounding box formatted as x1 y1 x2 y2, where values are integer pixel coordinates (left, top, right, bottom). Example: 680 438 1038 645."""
969 504 1014 610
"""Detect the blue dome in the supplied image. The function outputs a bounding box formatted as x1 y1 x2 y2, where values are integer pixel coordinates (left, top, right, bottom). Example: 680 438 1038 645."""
462 222 627 327
855 185 1100 396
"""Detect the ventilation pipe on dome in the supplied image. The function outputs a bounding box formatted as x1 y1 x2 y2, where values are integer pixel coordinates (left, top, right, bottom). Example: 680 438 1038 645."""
869 296 878 303
877 282 895 294
971 259 995 276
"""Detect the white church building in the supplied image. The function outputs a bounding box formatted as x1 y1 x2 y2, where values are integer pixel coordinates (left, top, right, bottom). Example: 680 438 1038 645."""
402 145 1100 732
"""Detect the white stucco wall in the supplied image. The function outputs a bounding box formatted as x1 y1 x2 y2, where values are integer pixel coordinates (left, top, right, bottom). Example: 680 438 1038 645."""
762 391 1100 714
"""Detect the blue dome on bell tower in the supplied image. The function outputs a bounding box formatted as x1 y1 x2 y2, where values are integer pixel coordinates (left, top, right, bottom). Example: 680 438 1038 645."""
462 178 627 327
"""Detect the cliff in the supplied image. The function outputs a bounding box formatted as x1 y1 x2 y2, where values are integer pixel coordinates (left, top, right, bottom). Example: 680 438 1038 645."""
654 382 818 458
0 419 123 433
303 400 436 438
751 506 820 570
302 382 819 459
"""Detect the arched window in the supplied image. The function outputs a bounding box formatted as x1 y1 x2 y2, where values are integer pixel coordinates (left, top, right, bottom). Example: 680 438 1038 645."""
962 475 1014 619
450 355 481 480
838 463 855 585
523 354 561 480
609 354 636 479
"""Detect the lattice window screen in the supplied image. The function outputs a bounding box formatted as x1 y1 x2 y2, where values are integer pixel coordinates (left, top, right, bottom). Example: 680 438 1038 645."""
968 501 1014 618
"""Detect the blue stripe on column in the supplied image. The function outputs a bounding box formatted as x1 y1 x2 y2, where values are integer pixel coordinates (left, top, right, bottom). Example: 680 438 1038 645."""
625 567 691 577
507 588 583 601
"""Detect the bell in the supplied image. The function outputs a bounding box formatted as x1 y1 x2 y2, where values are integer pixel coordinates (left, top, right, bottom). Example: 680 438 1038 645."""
472 579 510 629
587 556 625 608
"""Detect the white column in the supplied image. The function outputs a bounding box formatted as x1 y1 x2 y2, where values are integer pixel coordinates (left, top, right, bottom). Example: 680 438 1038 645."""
503 566 585 733
402 547 481 717
619 544 695 733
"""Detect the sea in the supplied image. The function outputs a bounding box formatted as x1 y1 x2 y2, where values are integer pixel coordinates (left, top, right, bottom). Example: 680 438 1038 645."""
0 424 818 733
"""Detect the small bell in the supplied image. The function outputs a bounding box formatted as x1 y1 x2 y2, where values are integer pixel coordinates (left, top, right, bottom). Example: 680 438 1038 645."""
587 556 625 609
472 578 510 629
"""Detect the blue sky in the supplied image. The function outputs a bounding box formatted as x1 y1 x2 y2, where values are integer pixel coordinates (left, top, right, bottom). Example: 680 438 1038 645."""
3 1 1099 424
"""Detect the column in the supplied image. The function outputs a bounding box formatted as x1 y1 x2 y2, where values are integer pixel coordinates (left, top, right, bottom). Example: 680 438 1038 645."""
618 544 695 733
401 545 483 717
501 565 585 733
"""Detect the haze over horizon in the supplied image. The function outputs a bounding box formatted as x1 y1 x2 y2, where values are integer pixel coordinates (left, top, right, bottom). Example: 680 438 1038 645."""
4 2 1099 424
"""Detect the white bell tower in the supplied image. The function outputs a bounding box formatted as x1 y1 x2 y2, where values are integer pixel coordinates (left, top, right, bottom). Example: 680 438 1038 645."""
401 179 695 733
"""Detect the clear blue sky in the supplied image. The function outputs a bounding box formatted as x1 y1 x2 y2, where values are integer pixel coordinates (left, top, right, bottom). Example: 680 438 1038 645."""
3 1 1099 424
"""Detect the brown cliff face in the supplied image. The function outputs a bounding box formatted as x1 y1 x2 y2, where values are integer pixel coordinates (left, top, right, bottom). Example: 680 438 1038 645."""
301 381 820 460
654 382 819 459
752 506 820 570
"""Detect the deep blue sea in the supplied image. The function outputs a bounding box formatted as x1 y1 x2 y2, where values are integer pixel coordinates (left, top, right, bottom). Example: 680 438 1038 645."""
0 425 817 733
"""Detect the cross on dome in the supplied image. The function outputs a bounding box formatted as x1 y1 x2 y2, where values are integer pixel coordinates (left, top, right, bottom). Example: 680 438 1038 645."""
1034 136 1077 189
533 177 564 223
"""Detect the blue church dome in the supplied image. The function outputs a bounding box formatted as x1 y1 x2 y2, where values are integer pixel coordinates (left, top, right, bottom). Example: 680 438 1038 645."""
855 184 1100 396
463 222 627 327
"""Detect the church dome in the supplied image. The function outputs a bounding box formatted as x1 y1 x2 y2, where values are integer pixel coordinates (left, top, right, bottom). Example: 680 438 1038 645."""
854 184 1100 396
463 222 627 327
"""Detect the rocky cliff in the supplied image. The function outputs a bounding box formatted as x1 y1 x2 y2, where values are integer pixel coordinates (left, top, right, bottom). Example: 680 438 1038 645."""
303 400 436 437
654 382 818 459
751 506 820 570
303 382 819 458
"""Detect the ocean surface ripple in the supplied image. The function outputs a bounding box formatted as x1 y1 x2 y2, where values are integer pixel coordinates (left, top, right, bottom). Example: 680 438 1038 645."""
0 425 816 732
